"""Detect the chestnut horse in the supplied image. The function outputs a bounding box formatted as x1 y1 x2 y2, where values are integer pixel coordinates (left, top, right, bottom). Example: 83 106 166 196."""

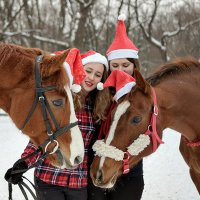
0 42 84 169
90 56 200 194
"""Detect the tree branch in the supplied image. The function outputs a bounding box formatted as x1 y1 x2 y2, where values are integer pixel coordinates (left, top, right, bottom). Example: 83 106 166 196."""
162 17 200 39
2 30 69 48
3 2 25 31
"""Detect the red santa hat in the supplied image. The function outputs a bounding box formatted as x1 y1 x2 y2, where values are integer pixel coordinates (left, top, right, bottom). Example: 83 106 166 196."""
81 50 108 71
106 14 139 61
54 48 86 93
97 70 136 101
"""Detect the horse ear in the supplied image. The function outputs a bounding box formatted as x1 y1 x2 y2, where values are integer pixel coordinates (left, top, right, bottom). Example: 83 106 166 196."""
134 69 150 94
40 49 70 77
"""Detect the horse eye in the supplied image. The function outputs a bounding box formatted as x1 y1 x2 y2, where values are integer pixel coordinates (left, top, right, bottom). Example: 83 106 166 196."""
52 99 64 107
131 116 142 124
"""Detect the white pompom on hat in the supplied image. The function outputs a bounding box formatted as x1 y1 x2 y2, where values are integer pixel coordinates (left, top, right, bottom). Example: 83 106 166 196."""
54 48 86 93
106 14 139 61
81 50 109 71
97 70 136 101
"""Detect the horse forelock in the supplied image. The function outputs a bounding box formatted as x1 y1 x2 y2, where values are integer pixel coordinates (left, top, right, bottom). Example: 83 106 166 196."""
0 43 45 90
40 53 70 93
0 43 70 91
41 66 69 95
147 56 200 86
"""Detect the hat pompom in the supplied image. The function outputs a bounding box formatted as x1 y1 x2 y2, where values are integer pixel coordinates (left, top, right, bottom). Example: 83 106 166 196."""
118 14 126 21
97 82 104 90
71 84 81 93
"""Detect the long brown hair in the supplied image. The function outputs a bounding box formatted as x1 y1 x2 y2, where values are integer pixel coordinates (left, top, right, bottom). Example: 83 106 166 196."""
73 65 112 122
127 58 140 74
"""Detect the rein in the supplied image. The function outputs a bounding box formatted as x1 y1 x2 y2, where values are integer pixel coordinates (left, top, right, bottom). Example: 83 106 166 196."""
93 87 164 174
6 55 78 200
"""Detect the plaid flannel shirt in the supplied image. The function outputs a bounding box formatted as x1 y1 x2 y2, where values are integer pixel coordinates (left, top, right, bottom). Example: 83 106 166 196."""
22 99 95 188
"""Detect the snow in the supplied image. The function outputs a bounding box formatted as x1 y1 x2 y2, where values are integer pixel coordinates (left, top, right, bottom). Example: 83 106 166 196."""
0 116 199 200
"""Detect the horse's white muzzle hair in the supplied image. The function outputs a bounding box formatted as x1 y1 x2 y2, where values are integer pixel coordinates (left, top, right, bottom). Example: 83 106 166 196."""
64 85 84 168
69 125 84 166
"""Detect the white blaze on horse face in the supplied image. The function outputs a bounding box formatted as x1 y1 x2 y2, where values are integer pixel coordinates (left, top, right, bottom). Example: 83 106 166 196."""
64 85 84 166
99 100 130 170
105 101 130 145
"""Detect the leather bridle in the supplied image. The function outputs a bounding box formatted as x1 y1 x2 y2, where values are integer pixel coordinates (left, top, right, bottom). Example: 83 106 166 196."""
21 55 78 155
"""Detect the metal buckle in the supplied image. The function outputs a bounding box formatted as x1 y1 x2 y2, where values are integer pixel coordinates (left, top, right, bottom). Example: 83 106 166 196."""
47 131 53 136
39 96 45 101
45 140 59 154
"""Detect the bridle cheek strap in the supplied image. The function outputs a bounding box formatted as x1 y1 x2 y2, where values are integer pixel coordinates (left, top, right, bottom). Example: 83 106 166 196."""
145 87 164 152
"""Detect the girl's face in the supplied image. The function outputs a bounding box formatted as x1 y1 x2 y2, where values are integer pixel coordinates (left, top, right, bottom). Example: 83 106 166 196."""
110 58 134 76
82 63 104 94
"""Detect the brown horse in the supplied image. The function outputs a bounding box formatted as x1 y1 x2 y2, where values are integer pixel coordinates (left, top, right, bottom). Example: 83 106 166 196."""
0 42 84 169
90 56 200 194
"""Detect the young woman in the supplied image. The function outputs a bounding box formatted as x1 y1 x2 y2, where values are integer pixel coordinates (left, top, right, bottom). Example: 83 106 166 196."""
88 14 144 200
5 50 110 200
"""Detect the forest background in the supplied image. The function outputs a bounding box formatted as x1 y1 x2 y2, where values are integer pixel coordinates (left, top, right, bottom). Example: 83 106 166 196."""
1 0 200 76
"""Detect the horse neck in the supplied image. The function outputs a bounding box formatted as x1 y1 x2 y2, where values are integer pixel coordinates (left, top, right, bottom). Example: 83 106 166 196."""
0 66 29 89
0 44 35 90
155 77 200 141
0 68 11 112
0 56 33 114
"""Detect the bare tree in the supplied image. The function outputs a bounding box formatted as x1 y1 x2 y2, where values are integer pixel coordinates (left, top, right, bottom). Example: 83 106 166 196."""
73 0 96 52
133 0 200 62
0 0 200 71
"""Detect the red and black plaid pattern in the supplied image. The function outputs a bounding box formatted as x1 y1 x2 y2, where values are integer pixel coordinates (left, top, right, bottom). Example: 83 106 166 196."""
22 99 95 188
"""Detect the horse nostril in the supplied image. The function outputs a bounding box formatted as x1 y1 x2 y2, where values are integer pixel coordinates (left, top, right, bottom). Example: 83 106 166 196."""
74 155 83 165
96 169 103 184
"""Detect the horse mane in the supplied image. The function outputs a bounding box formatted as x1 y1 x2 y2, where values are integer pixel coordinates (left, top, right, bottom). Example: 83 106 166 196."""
146 56 200 86
0 42 43 67
0 42 68 92
0 42 44 81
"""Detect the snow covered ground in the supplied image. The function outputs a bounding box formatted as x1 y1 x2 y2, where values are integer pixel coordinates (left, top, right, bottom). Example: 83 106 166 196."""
0 116 199 200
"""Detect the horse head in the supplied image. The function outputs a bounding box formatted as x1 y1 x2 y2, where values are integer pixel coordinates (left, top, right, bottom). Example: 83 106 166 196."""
90 69 160 188
91 57 200 194
0 43 84 169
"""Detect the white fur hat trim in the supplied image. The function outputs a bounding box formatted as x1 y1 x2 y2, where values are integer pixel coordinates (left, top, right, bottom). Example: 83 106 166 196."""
114 82 136 101
82 53 109 71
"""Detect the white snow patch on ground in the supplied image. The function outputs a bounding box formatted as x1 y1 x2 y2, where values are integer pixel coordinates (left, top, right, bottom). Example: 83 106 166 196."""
0 117 199 199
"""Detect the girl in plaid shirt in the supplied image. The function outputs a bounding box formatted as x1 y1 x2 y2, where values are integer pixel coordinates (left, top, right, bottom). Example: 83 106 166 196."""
8 50 111 200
